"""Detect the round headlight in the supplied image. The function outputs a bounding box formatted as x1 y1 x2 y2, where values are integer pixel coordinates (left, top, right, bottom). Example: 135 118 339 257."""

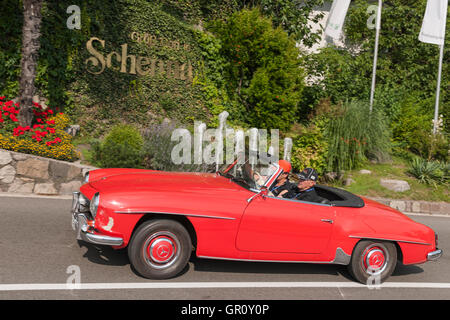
90 192 100 217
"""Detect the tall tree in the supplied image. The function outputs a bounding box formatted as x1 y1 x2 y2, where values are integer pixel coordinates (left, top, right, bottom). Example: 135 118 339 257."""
18 0 43 127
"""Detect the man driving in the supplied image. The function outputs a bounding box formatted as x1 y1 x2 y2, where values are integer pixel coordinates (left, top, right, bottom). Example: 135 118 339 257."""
280 168 325 203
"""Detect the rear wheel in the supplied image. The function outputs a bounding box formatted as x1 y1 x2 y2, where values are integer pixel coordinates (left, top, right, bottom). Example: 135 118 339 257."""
128 219 192 279
348 240 397 284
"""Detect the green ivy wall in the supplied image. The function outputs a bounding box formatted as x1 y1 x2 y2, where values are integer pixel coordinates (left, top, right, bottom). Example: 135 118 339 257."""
0 0 212 138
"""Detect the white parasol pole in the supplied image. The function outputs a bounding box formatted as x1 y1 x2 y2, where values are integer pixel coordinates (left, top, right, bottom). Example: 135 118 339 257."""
369 0 382 113
418 0 447 135
433 44 444 134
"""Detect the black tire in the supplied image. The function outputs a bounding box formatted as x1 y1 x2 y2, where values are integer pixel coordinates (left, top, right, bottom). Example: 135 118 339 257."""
128 219 192 279
348 240 397 284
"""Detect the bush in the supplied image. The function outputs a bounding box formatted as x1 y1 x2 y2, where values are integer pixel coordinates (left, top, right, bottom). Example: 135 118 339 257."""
0 97 78 161
141 121 213 172
92 124 144 168
324 100 391 173
209 8 305 131
289 120 328 176
392 96 449 162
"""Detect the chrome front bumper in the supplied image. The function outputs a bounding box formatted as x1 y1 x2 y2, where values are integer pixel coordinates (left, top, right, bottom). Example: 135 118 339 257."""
427 249 443 261
71 192 123 246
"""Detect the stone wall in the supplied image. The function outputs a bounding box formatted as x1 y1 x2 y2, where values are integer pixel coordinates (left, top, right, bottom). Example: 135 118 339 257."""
369 198 450 216
0 149 97 195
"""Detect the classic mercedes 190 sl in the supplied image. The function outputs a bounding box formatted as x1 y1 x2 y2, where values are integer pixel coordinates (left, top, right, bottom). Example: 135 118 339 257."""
71 157 442 284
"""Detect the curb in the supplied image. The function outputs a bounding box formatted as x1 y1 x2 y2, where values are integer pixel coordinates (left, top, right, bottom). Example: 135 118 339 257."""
367 197 450 216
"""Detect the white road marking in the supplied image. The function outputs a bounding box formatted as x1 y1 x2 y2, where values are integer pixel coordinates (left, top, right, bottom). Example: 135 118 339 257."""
1 282 450 291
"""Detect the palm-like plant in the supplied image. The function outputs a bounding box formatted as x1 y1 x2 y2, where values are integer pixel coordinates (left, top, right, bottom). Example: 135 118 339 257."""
407 157 446 188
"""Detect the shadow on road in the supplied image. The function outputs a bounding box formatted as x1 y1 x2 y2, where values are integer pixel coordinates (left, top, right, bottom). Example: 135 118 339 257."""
392 262 424 277
75 243 424 281
190 256 353 280
78 240 129 266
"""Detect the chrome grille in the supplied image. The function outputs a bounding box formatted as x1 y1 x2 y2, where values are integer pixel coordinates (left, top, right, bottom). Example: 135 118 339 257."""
72 192 80 212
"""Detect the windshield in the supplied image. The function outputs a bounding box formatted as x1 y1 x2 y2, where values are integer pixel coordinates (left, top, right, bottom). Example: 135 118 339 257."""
219 154 279 190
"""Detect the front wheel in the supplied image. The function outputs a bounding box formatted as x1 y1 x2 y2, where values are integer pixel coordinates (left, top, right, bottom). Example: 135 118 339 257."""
348 240 397 284
128 219 192 279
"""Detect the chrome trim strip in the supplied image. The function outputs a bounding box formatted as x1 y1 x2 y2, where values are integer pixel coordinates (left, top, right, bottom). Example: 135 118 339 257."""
114 210 236 220
198 247 350 265
265 195 333 207
349 235 431 246
197 255 333 264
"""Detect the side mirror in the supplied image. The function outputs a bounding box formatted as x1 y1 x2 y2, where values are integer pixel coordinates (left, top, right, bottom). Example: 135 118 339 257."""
247 187 268 203
260 186 268 197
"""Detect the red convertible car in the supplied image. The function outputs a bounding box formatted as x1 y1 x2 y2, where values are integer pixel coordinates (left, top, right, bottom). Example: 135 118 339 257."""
71 158 442 284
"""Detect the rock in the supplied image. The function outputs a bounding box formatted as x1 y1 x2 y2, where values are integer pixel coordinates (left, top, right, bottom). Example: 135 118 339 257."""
12 152 28 161
67 165 82 180
390 200 406 212
0 150 12 166
49 161 70 180
59 181 82 194
325 172 342 181
8 178 34 193
66 125 80 137
49 161 82 181
34 183 58 195
380 179 410 192
344 178 355 186
16 158 49 179
359 169 372 174
411 202 422 213
0 165 16 184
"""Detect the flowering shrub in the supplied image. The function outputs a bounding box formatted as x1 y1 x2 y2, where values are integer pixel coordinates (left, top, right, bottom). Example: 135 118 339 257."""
0 96 78 161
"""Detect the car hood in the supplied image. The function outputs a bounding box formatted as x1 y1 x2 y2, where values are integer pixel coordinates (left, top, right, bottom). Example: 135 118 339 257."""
88 171 245 194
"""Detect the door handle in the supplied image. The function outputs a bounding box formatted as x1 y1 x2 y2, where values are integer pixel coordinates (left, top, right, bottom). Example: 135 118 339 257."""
321 219 333 224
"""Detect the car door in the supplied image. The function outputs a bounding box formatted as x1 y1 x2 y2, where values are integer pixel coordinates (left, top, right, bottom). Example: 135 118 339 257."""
236 195 335 254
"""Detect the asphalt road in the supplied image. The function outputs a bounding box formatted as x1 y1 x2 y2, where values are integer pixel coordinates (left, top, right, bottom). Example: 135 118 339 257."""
0 195 449 301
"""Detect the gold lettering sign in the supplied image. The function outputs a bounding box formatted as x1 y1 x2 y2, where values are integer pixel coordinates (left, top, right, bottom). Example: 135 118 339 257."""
85 37 193 81
130 32 190 51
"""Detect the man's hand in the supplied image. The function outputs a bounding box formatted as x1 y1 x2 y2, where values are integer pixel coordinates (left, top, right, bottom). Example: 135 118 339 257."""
278 190 288 198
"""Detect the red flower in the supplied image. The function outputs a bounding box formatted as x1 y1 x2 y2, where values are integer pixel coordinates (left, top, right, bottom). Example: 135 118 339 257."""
46 120 55 125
